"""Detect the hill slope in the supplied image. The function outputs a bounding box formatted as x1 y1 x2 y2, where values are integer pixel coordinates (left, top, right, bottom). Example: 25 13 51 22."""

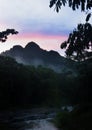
1 41 76 73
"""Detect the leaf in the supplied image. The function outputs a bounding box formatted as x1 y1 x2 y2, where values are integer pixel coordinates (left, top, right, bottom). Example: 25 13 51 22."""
86 13 91 22
49 0 57 8
61 41 67 49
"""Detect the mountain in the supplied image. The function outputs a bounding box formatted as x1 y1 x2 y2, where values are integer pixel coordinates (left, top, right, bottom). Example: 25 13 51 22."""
1 41 76 73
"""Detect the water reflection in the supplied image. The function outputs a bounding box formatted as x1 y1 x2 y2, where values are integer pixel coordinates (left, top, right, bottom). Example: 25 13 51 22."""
0 109 58 130
0 120 58 130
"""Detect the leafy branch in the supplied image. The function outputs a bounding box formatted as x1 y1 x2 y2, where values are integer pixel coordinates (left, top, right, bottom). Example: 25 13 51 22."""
0 29 18 42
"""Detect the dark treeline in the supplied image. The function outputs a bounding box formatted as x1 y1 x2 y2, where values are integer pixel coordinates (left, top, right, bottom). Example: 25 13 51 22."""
0 55 75 109
54 58 92 130
0 55 92 110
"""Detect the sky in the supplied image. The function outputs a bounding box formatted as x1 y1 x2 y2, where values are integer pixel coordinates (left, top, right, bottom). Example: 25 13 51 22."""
0 0 87 56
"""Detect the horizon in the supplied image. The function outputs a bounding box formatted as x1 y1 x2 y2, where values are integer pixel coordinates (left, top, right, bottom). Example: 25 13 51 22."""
0 40 66 57
0 0 87 56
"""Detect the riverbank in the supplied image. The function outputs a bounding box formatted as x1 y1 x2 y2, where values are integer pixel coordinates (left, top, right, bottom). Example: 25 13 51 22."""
0 107 59 130
54 104 92 130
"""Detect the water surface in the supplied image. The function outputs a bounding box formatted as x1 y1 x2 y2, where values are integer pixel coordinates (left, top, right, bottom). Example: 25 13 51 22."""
0 108 58 130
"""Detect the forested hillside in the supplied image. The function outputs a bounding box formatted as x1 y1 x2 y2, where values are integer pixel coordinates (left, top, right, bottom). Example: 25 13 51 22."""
0 56 74 109
0 55 91 110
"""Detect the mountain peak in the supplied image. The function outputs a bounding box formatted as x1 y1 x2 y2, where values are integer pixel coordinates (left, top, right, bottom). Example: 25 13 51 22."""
12 45 23 50
25 41 40 50
1 41 75 73
49 50 60 56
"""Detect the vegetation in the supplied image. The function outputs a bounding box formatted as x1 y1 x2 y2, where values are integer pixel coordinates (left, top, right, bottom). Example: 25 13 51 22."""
49 0 92 12
0 29 18 42
49 1 92 130
61 22 92 61
0 56 78 109
55 22 92 130
54 104 92 130
0 55 91 109
50 0 92 61
54 58 92 129
0 1 91 130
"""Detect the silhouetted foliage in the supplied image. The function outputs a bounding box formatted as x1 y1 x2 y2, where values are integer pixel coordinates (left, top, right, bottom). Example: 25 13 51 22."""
0 56 79 109
50 2 92 129
49 0 92 12
0 29 18 42
49 1 92 61
61 22 92 61
86 13 91 22
53 59 92 130
54 58 92 130
0 54 92 130
54 104 92 130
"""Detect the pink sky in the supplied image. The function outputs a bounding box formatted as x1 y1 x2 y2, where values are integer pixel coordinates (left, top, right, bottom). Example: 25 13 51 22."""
0 31 67 56
10 32 67 55
0 0 85 56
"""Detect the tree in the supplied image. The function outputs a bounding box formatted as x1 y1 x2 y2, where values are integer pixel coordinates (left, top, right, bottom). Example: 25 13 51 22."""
61 22 92 61
49 0 92 61
0 29 18 42
49 0 92 12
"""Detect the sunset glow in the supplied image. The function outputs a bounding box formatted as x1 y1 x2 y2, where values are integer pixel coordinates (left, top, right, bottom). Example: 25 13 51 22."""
0 0 86 55
0 32 67 56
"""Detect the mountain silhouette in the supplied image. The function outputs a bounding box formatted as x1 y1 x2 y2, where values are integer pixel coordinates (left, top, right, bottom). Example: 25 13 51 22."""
1 41 76 72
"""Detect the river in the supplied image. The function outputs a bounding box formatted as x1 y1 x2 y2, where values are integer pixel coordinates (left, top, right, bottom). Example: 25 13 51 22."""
0 108 58 130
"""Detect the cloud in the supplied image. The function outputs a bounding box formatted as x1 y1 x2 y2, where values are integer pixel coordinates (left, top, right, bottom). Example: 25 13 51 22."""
0 0 87 55
0 0 86 33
